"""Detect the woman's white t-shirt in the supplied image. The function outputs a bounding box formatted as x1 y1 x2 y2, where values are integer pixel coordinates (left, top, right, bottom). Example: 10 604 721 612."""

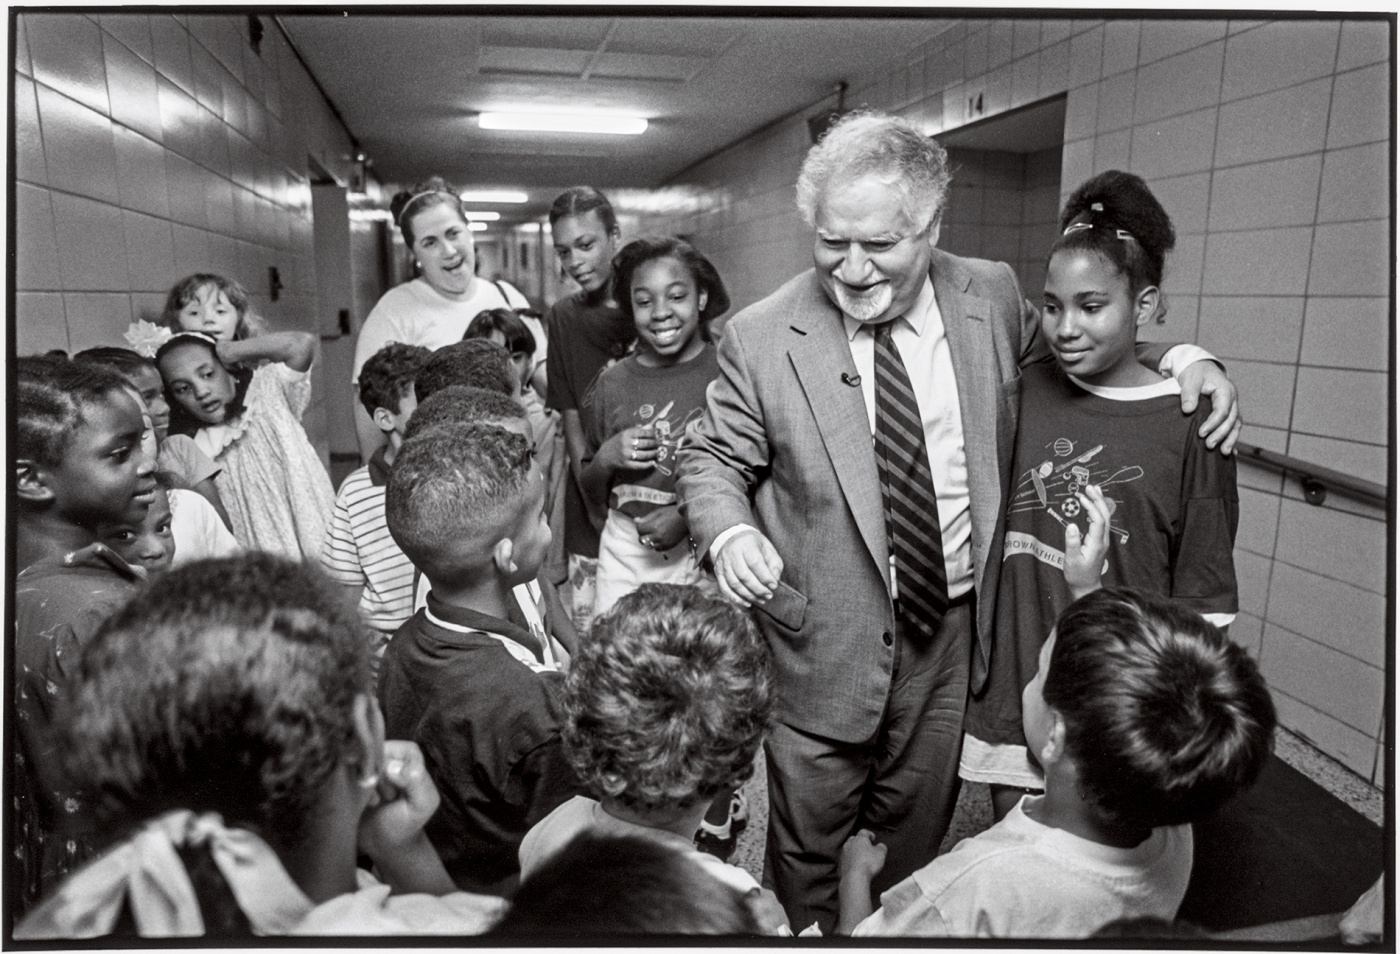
352 277 536 383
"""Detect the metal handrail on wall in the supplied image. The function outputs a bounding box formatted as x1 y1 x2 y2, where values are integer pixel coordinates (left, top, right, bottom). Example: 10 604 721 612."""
1235 442 1388 508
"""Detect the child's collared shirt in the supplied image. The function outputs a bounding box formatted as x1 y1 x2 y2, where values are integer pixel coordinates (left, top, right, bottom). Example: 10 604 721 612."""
412 572 567 671
520 795 763 896
853 795 1192 938
378 592 583 897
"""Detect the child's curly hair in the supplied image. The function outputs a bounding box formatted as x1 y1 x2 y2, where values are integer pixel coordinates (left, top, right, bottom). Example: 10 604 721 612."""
358 342 431 417
1054 170 1176 323
160 273 265 341
564 584 773 812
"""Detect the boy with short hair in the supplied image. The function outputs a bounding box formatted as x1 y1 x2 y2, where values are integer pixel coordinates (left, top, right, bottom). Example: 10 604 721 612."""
519 584 790 934
402 387 576 657
379 422 582 896
838 587 1276 939
414 339 517 403
403 385 528 444
320 343 430 654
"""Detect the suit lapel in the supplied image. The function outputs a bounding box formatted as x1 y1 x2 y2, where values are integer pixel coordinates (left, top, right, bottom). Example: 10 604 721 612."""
932 249 992 414
779 256 1002 592
931 248 1000 592
786 299 890 579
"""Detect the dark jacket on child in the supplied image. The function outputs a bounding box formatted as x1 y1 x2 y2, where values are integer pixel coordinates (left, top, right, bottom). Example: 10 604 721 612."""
377 591 582 896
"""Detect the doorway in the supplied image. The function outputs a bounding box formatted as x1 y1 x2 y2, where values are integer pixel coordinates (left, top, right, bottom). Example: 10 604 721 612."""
936 95 1066 298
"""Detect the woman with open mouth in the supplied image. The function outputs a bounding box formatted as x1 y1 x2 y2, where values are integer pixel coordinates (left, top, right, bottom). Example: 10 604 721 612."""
351 176 534 458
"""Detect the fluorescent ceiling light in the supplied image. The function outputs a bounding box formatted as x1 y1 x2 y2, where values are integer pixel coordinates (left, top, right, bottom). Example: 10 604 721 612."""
517 223 541 233
465 211 500 221
478 110 647 136
469 222 488 232
459 190 528 204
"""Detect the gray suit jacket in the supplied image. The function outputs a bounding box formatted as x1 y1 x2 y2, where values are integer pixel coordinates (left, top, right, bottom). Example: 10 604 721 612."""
676 248 1037 743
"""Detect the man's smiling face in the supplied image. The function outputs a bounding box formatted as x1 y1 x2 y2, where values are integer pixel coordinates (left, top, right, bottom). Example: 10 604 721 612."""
813 172 939 324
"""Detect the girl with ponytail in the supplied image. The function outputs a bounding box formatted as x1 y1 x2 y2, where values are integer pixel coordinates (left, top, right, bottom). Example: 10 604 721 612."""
961 171 1240 819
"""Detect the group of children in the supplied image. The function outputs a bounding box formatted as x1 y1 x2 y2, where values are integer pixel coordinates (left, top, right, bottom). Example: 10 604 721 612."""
11 170 1283 938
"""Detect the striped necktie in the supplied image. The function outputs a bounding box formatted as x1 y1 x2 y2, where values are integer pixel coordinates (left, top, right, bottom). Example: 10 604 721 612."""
872 320 949 637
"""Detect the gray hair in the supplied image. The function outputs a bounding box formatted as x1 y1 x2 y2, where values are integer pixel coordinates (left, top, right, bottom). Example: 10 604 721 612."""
795 111 952 231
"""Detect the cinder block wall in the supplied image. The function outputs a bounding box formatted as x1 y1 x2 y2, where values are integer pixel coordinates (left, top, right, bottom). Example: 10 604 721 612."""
640 16 1391 784
13 12 378 461
941 145 1062 297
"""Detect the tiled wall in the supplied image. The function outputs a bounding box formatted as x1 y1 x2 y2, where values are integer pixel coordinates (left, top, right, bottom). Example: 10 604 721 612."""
641 16 1391 784
942 145 1062 297
13 12 380 460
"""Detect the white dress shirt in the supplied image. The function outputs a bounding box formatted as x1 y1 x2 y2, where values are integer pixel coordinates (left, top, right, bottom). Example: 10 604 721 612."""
842 277 974 599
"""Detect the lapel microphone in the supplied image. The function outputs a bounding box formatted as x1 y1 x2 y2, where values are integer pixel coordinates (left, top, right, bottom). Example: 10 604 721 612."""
841 372 862 387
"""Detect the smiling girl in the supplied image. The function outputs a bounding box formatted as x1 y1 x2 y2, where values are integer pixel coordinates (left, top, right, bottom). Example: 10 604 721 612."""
14 356 158 911
580 237 730 617
156 330 334 561
579 238 753 860
961 171 1239 817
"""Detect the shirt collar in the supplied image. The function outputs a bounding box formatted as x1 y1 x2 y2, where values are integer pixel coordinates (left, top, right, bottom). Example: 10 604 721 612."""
16 542 145 583
842 275 936 342
423 590 542 661
367 445 392 488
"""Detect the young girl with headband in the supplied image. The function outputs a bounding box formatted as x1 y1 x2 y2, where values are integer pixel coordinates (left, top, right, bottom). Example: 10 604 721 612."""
961 170 1240 819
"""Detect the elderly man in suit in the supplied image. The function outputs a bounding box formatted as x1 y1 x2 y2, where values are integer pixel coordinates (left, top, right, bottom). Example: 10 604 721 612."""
675 111 1239 933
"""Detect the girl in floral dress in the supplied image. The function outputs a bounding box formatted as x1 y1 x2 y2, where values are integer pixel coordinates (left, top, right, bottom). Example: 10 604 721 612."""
155 325 333 561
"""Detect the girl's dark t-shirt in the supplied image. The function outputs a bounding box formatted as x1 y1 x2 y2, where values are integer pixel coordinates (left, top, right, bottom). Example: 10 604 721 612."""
968 363 1238 747
582 345 720 519
544 293 635 557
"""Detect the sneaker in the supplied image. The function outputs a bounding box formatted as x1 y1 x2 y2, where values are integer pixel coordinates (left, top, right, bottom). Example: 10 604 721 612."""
728 789 749 837
694 820 736 862
694 790 749 862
